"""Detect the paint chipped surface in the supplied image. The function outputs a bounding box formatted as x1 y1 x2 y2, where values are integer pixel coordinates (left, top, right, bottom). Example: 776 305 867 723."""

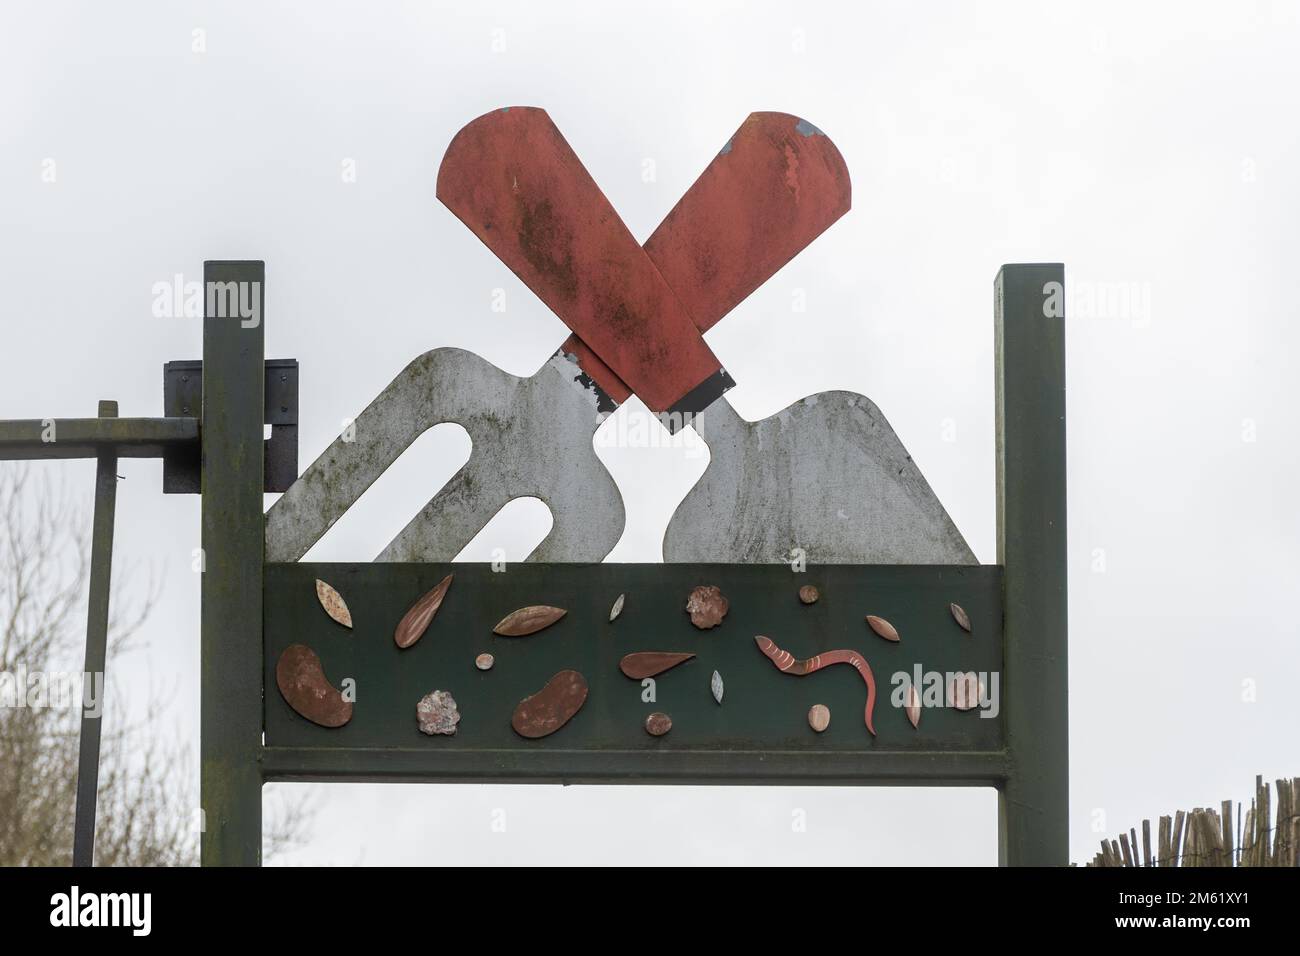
794 117 824 137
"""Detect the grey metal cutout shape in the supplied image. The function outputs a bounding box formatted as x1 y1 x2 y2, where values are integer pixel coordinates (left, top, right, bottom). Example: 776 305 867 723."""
264 348 624 563
664 392 977 565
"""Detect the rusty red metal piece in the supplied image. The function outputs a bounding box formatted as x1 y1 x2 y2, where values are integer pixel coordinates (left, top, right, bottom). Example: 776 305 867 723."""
437 107 733 418
394 573 453 648
753 635 877 736
619 651 696 680
511 669 589 739
557 111 852 407
275 644 353 729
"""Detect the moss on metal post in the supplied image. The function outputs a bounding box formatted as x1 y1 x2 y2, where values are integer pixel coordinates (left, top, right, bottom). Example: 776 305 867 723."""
994 264 1069 865
200 261 265 866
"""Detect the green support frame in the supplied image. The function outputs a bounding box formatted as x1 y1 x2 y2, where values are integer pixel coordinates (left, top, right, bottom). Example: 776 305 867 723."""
188 261 1066 866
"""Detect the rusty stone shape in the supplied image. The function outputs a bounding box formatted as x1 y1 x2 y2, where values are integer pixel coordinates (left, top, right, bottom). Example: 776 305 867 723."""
686 585 728 629
276 644 353 728
609 593 625 622
798 585 820 604
475 652 495 671
493 605 567 637
866 614 899 643
905 685 922 728
315 578 352 629
511 670 589 739
394 573 453 648
947 673 983 711
808 704 831 732
416 689 461 736
645 712 673 736
950 602 972 633
619 651 695 680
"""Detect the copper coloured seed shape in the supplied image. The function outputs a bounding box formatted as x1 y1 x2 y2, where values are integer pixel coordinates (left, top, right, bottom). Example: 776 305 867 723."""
753 636 877 736
808 704 831 733
511 670 589 739
609 593 625 622
686 585 728 629
798 585 820 604
644 712 673 736
275 644 353 728
950 602 972 633
394 573 453 648
475 653 495 671
315 579 353 629
619 652 696 680
866 614 899 643
493 605 567 637
905 685 921 728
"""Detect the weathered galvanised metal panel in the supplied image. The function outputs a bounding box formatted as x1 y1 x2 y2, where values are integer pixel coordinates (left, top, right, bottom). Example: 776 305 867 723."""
262 562 1003 783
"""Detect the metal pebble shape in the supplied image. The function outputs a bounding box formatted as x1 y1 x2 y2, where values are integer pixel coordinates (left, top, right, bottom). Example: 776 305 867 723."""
710 670 724 704
950 602 972 633
686 585 728 629
609 593 625 622
808 704 831 733
798 585 820 604
947 673 983 711
645 712 673 736
475 652 495 671
416 689 461 736
315 579 353 629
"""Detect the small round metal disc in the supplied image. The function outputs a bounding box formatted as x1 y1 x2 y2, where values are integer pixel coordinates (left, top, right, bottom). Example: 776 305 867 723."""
644 712 672 736
807 703 831 733
798 585 820 604
475 652 495 671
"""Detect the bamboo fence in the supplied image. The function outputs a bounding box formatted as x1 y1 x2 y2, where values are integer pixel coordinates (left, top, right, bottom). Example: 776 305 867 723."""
1086 775 1299 867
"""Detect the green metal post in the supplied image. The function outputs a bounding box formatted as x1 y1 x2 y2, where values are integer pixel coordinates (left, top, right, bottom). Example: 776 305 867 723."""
200 261 265 865
995 263 1069 865
72 400 119 866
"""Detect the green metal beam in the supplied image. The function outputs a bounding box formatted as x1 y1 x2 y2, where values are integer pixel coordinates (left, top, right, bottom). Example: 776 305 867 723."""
994 264 1069 866
0 416 197 460
200 262 265 866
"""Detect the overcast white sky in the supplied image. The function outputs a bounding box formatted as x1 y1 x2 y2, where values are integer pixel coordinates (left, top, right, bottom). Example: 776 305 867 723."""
2 0 1298 865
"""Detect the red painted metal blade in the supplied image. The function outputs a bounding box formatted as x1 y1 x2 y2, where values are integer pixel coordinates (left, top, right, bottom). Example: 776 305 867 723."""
437 106 733 418
558 112 851 405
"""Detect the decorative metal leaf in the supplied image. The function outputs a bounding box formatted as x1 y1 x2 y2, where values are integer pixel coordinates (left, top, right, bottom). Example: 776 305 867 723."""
493 605 567 636
866 614 899 642
315 579 353 629
394 573 453 648
620 651 696 680
807 704 831 732
710 670 724 704
950 602 972 633
609 593 625 622
906 685 921 728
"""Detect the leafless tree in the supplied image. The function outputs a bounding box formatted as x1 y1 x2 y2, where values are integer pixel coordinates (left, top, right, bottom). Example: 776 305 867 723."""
0 464 309 865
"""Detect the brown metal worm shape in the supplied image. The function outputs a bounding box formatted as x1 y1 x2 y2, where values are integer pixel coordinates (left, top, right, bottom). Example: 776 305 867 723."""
753 636 877 736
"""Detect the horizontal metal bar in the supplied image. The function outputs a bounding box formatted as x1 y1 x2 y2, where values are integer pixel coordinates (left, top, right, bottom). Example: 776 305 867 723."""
0 417 198 460
260 747 1012 786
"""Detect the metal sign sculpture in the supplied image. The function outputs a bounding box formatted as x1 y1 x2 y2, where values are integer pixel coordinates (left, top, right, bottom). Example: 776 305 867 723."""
0 106 1067 868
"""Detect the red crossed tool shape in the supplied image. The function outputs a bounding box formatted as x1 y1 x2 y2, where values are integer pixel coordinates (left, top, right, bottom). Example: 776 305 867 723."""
437 107 851 420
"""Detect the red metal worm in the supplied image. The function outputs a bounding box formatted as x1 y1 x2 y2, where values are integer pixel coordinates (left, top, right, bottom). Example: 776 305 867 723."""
753 636 876 736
